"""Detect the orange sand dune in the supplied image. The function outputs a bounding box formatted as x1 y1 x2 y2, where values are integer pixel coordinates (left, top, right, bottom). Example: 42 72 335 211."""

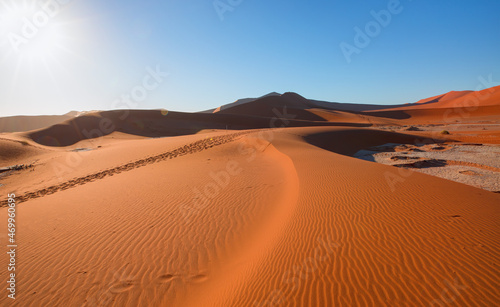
1 126 499 306
215 92 324 120
362 86 500 125
375 86 500 112
0 137 49 165
365 105 500 124
213 92 281 112
414 90 473 105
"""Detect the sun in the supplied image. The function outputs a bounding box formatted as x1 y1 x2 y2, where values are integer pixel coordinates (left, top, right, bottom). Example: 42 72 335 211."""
2 1 64 55
0 0 82 85
0 0 89 100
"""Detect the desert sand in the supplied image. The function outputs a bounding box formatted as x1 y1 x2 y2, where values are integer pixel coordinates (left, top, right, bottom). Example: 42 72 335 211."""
0 88 499 306
354 143 500 192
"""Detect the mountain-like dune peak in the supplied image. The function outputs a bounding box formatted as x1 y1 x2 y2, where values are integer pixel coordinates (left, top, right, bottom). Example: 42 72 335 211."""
414 91 473 105
413 87 499 109
214 92 319 120
368 85 500 115
439 90 475 102
213 92 282 113
436 86 500 108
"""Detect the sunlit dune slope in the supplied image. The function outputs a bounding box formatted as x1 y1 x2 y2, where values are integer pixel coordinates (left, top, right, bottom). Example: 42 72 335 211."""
373 86 500 111
0 127 498 306
365 105 500 123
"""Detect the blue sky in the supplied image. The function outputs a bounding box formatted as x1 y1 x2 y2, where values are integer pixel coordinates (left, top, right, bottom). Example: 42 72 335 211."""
1 0 499 116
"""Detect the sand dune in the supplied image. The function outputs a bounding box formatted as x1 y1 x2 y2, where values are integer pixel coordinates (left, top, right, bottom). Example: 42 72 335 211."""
0 87 499 306
0 112 78 133
374 86 500 111
414 91 473 105
215 92 319 119
365 105 500 124
213 92 281 112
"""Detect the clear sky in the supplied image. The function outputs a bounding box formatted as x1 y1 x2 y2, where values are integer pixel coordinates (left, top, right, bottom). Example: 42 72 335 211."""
1 0 499 116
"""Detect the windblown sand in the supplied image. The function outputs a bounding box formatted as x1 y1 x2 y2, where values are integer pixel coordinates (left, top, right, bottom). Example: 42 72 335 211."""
0 88 499 306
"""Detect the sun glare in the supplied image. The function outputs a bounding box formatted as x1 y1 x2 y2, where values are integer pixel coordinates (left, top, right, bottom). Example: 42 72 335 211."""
0 0 81 83
0 0 89 101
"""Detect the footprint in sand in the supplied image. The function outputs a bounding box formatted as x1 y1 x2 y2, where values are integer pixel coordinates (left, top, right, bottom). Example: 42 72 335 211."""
109 280 135 294
158 274 176 283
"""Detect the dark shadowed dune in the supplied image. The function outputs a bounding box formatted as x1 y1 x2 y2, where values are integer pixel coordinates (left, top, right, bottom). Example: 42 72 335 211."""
24 109 372 146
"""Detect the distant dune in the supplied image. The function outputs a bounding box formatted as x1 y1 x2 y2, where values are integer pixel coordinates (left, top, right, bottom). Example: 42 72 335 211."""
0 86 499 306
213 92 281 112
21 107 375 147
7 86 499 148
413 90 473 105
374 86 500 111
0 112 78 133
3 86 498 135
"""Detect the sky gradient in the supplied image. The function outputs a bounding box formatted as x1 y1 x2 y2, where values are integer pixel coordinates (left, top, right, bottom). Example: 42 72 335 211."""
1 0 499 116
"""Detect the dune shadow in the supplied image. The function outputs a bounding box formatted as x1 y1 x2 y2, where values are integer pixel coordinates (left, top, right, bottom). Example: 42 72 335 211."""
27 110 372 147
304 129 445 156
394 159 448 169
361 110 412 120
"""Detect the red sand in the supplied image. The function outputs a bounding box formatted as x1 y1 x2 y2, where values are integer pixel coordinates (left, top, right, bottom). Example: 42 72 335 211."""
0 88 499 306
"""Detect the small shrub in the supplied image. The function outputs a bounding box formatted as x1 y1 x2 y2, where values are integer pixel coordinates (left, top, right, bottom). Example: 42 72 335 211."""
440 130 450 135
20 140 29 146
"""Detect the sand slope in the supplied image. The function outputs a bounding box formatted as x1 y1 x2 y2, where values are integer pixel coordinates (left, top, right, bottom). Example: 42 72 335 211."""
1 126 499 306
374 86 500 111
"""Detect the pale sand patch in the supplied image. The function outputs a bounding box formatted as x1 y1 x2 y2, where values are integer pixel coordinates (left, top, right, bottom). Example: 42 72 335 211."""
355 143 500 192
